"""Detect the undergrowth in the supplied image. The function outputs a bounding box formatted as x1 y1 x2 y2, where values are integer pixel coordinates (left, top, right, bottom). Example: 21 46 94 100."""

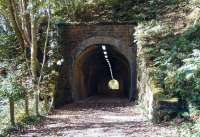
134 17 200 137
0 115 43 137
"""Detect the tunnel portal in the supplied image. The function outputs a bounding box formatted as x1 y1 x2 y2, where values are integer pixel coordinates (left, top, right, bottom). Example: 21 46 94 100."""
74 44 130 99
55 23 136 107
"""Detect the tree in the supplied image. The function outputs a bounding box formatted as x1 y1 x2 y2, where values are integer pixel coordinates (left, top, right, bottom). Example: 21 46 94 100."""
0 0 51 116
0 0 85 117
0 72 25 126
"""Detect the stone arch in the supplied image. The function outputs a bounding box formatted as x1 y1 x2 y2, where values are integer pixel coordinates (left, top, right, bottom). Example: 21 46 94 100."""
71 36 131 100
72 36 128 63
54 24 136 107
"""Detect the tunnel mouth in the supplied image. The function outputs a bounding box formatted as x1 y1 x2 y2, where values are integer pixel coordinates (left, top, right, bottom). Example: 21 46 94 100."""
73 44 131 100
108 79 120 90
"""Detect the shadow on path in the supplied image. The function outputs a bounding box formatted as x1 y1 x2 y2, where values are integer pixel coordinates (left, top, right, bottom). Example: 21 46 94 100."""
13 96 178 137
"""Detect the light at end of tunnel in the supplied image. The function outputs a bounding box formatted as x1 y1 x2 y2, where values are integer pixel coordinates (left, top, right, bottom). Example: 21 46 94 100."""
108 79 119 90
102 45 106 50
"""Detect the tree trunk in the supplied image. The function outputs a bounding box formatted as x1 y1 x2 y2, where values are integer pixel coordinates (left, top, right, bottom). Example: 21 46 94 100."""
24 93 29 116
7 0 25 49
9 97 15 126
34 90 40 116
37 1 51 114
44 95 49 112
30 13 40 116
31 29 40 116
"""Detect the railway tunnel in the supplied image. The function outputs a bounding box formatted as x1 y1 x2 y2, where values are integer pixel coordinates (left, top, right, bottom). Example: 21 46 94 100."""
54 23 136 107
73 44 131 99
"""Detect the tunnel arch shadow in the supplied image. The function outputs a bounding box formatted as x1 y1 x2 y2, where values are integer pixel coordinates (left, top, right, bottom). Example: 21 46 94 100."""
72 44 131 100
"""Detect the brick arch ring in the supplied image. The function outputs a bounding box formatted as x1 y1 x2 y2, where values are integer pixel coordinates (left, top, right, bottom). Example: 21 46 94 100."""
72 36 127 62
71 36 131 100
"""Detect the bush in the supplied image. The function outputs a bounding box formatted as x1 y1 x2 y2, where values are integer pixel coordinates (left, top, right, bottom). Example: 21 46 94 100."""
135 22 200 108
0 34 18 61
135 21 200 137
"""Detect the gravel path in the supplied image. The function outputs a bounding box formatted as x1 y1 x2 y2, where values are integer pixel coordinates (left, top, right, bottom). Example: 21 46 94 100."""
14 97 179 137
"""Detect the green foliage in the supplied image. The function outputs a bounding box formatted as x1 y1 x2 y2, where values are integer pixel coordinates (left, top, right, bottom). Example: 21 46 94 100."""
136 21 200 110
0 34 18 61
171 50 200 104
134 21 172 47
0 15 18 61
136 20 200 137
0 63 26 100
0 0 195 135
154 26 200 104
136 23 200 103
49 0 185 22
52 0 90 22
104 0 126 6
0 115 43 137
0 78 25 101
0 59 30 100
20 115 43 125
37 28 63 102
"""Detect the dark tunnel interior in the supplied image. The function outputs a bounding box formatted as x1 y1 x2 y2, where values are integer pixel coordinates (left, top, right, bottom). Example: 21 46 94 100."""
74 44 131 99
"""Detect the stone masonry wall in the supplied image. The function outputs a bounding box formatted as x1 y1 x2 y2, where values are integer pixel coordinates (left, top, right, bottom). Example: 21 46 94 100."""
55 23 136 107
137 52 183 123
137 55 154 120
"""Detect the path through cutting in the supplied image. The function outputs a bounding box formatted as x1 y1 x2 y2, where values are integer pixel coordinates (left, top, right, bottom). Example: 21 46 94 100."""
14 97 179 137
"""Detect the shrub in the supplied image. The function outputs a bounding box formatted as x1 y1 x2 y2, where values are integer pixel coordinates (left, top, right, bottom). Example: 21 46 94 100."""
135 22 200 109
